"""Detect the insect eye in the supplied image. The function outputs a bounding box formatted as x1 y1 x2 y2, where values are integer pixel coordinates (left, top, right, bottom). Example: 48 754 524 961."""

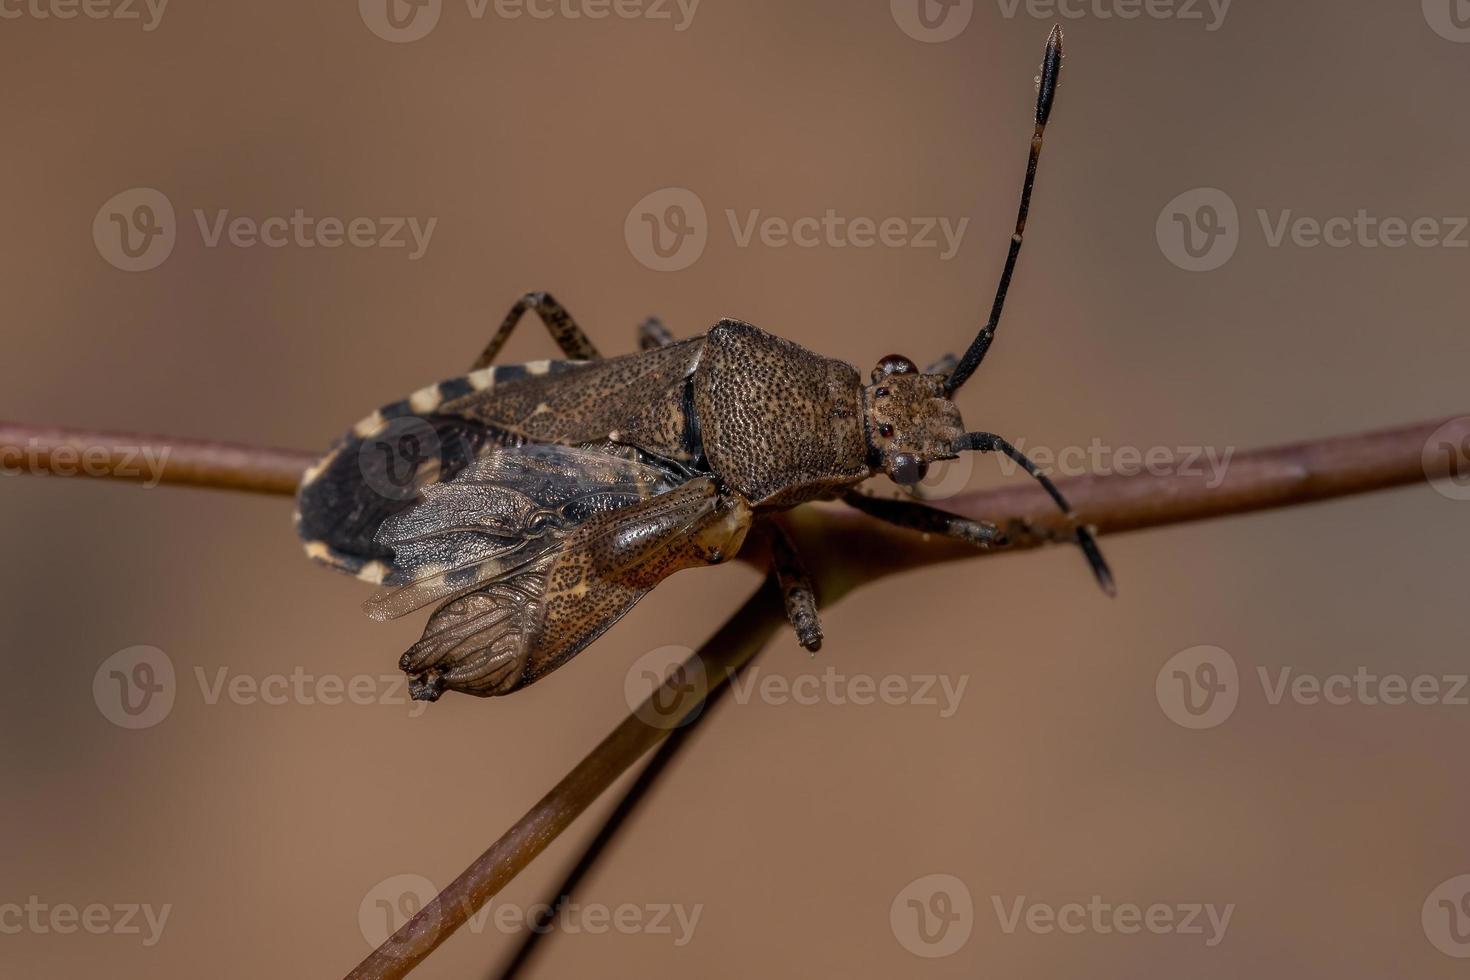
890 453 927 486
874 387 890 399
879 423 895 439
874 354 918 380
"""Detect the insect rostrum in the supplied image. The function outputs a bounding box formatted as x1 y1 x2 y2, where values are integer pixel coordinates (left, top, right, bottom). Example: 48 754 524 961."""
295 25 1111 703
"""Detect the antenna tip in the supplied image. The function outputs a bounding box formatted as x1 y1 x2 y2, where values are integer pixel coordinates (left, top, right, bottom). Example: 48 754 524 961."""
1037 24 1064 126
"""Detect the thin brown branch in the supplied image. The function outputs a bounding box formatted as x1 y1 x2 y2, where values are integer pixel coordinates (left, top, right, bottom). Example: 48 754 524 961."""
4 413 1464 978
0 422 314 496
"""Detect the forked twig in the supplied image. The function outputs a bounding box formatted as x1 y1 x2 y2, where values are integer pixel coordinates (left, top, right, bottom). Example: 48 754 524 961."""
2 413 1465 979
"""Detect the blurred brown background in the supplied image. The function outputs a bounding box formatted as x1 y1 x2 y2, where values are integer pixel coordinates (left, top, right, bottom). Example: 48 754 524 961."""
3 1 1470 977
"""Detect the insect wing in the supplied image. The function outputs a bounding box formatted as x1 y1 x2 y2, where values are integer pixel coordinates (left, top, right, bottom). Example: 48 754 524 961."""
400 478 728 701
364 443 682 622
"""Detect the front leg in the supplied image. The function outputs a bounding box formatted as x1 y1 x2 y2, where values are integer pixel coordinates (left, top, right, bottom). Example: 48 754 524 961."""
842 491 1007 549
767 522 823 653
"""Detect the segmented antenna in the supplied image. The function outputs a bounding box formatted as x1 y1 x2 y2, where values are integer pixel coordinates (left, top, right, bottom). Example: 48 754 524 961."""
945 24 1065 396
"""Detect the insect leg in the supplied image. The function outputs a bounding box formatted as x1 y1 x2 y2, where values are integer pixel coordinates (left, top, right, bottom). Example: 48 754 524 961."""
956 432 1115 596
637 316 677 350
766 522 823 652
471 291 602 370
841 491 1007 549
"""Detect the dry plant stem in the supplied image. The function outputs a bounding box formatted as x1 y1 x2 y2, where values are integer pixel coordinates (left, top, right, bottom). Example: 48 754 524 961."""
3 413 1463 980
490 660 743 980
346 582 788 980
0 422 314 496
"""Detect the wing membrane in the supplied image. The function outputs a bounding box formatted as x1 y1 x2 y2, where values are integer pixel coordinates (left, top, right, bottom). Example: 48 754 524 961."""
400 478 730 700
364 443 682 621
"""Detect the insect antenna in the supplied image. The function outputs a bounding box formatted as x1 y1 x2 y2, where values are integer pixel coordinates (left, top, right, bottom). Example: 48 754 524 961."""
956 431 1115 596
944 23 1065 396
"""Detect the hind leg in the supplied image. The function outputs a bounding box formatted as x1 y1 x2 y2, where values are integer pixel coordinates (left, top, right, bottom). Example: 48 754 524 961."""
471 292 602 369
637 316 676 350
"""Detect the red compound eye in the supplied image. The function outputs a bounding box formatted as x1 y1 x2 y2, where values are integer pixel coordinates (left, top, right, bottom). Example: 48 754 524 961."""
879 423 895 438
876 354 918 377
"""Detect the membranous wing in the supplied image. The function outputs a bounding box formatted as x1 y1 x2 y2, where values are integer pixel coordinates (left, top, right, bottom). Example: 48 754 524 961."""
365 443 683 622
394 474 752 702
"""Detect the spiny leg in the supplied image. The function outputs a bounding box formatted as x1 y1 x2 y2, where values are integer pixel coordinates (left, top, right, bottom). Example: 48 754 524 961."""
842 491 1007 550
956 431 1115 595
766 522 823 652
471 291 602 370
944 25 1065 396
637 316 676 351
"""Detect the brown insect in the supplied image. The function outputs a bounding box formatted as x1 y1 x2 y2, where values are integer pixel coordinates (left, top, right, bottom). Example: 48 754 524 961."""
295 25 1111 702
